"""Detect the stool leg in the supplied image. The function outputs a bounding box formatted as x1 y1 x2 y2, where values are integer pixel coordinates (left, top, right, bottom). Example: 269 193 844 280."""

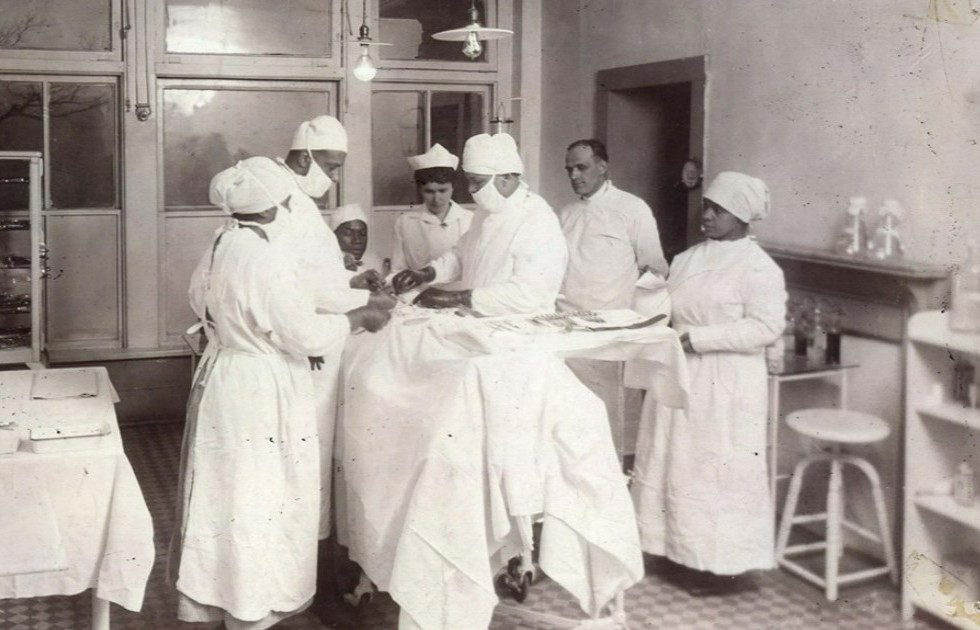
776 457 812 559
826 459 843 601
851 456 899 584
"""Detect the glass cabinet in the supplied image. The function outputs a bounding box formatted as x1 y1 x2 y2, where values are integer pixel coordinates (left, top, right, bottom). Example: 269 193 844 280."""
0 151 44 366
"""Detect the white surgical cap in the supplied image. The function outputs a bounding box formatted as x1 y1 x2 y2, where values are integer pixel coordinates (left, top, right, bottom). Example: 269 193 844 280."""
462 133 523 176
209 157 292 215
407 143 460 171
328 203 368 231
290 115 348 153
703 171 770 223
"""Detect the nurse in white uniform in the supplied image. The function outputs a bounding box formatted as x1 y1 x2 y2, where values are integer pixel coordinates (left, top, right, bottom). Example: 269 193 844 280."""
392 143 472 272
172 157 390 629
631 171 787 595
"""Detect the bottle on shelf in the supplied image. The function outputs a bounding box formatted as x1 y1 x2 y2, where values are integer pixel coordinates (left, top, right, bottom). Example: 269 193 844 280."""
808 300 828 362
825 306 843 364
950 241 980 332
793 300 811 357
834 196 868 257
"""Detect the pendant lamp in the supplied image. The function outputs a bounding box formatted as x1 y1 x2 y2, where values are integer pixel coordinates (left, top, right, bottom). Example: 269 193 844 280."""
350 0 390 82
431 0 513 60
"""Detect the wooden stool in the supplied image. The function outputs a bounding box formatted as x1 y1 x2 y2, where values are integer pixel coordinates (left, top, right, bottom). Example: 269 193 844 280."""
774 408 898 601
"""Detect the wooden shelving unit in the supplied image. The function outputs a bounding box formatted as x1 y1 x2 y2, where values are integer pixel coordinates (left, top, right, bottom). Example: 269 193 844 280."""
903 311 980 627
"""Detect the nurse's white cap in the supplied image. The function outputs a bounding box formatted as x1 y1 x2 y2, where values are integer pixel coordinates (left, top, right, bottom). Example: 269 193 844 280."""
462 133 523 176
328 203 368 231
209 157 292 215
407 143 460 172
290 115 348 153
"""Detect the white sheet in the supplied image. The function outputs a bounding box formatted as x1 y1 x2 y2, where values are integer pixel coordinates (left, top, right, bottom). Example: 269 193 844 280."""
336 310 687 629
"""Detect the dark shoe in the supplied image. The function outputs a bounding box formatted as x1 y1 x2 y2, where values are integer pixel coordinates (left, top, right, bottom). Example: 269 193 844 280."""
683 571 758 597
495 556 535 603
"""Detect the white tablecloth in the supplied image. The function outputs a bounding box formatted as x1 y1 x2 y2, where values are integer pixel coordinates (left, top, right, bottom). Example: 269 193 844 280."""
0 367 155 612
337 310 687 629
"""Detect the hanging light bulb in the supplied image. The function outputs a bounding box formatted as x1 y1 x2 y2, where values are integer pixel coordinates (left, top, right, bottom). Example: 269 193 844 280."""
349 0 390 82
462 31 482 60
432 0 513 61
353 43 377 81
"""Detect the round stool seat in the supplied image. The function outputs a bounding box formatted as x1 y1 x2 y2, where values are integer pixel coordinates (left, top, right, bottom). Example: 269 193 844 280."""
787 408 890 444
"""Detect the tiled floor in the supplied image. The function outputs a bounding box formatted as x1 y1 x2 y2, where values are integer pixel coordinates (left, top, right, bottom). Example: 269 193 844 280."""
0 420 947 629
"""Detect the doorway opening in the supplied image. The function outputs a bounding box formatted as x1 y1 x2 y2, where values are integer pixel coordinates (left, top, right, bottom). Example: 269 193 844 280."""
596 57 705 262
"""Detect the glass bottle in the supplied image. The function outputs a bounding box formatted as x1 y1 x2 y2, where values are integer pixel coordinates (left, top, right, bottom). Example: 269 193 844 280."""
834 196 868 257
825 307 842 364
808 302 827 362
950 242 980 332
793 303 810 357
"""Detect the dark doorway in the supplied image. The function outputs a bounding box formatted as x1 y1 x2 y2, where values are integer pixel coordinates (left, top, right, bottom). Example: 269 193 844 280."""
596 57 705 263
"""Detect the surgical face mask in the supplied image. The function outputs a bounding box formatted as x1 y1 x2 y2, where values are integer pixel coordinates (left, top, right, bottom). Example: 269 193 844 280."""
295 151 333 198
471 175 508 213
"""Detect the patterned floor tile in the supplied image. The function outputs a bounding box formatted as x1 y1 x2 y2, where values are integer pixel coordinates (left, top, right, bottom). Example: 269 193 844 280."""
0 420 950 629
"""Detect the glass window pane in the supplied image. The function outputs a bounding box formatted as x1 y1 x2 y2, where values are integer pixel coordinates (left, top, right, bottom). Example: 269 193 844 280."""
380 0 488 62
166 0 333 57
49 83 117 209
0 81 43 212
163 86 333 208
0 0 111 52
430 91 483 204
371 90 424 206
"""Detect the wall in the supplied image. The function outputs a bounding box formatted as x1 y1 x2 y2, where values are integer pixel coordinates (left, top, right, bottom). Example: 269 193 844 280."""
539 0 979 268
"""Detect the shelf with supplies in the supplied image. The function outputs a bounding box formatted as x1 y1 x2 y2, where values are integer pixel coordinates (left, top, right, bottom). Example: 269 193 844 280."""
902 310 980 627
0 151 45 366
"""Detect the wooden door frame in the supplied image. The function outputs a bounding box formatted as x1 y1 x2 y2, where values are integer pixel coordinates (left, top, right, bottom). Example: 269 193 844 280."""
595 56 706 246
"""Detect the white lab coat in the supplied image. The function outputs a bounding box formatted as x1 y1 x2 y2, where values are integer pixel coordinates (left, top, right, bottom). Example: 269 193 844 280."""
175 222 351 626
391 201 473 270
631 237 786 575
557 181 667 312
276 159 369 537
429 182 568 316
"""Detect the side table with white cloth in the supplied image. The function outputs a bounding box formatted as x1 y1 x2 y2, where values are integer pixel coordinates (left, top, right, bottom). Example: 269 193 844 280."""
0 367 155 630
335 308 687 630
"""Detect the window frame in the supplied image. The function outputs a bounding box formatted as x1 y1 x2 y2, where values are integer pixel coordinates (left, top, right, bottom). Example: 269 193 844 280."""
0 0 122 63
152 0 344 74
369 79 494 213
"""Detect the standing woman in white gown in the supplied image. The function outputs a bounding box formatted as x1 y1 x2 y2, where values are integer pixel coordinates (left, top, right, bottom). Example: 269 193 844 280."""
631 171 787 595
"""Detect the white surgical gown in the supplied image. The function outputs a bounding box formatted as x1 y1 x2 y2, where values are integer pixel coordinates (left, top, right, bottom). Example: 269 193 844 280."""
174 223 351 627
631 236 786 575
429 182 568 316
276 159 370 537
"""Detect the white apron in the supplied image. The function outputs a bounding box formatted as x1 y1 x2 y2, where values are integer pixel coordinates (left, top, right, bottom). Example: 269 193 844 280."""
631 237 786 575
173 224 350 625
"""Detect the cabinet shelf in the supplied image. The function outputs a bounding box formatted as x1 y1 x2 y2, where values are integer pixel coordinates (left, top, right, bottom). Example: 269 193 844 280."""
910 311 980 355
915 495 980 530
918 403 980 430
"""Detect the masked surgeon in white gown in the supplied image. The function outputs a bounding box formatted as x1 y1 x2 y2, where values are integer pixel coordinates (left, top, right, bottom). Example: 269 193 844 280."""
392 132 567 315
275 116 394 540
172 157 390 629
631 171 786 594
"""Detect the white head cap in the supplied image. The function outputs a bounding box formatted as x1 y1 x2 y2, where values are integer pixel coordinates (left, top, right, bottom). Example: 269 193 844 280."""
328 203 368 231
703 171 770 223
290 115 348 153
407 143 460 172
462 133 523 176
209 157 292 215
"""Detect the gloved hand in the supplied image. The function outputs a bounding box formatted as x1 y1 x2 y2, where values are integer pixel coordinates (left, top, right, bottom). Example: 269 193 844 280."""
308 356 324 371
392 267 435 294
413 287 473 310
367 291 397 311
351 269 383 291
346 306 391 333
